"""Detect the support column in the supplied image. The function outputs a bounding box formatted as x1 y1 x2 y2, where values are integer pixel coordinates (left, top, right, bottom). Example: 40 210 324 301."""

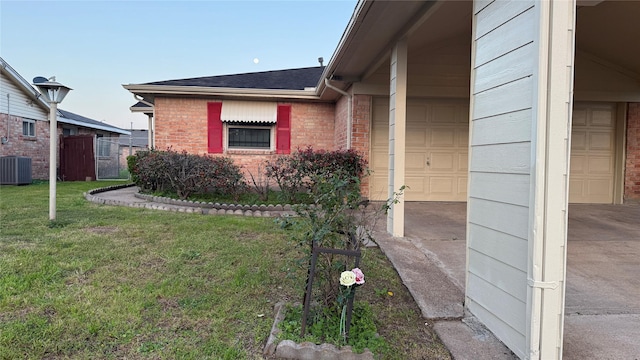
467 1 574 358
387 38 408 237
528 1 575 358
147 113 154 149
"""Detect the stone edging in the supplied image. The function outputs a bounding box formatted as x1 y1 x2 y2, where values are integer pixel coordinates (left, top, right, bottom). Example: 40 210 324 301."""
84 184 296 217
86 182 136 194
134 192 295 213
263 302 374 360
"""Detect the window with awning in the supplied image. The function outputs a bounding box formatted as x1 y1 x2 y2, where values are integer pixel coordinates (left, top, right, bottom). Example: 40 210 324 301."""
207 101 291 153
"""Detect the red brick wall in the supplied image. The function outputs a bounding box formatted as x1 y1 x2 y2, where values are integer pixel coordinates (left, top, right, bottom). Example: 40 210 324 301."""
332 94 373 197
154 98 209 154
0 114 52 179
334 96 348 149
153 97 336 181
290 101 335 151
625 103 640 201
352 95 372 198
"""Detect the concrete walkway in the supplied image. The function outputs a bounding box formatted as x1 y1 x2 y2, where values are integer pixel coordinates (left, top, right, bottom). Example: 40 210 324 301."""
371 203 517 360
88 187 640 359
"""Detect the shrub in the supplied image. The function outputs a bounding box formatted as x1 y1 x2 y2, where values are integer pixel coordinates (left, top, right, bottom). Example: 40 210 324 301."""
265 147 367 203
130 149 168 192
126 154 139 183
277 166 404 339
288 172 366 307
264 155 304 203
295 146 366 181
246 161 271 202
130 149 246 200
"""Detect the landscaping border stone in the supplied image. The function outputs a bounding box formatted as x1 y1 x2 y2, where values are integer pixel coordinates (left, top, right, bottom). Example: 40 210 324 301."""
263 302 375 360
84 184 296 217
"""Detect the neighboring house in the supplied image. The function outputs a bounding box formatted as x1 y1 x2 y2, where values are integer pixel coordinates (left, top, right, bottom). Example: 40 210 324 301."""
124 1 640 359
118 129 149 169
0 57 129 182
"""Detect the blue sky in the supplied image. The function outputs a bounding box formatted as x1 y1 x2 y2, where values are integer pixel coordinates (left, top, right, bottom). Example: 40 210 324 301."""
1 0 357 129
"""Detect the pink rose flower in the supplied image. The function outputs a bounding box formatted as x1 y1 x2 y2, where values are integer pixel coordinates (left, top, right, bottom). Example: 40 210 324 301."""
352 268 365 285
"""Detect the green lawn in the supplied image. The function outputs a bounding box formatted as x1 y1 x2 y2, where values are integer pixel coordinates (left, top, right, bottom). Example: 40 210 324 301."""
0 181 450 359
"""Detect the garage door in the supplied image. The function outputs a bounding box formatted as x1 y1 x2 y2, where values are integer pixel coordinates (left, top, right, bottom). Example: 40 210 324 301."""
370 98 469 201
569 102 616 204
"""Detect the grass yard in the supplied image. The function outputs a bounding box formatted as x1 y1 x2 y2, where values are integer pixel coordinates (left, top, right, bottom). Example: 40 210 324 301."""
0 181 451 359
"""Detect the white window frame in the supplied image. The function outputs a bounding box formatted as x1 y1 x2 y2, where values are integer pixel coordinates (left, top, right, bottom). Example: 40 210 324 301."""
22 119 35 137
225 123 275 151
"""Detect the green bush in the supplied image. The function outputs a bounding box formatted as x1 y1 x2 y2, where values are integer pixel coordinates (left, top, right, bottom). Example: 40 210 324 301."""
265 147 367 203
130 149 169 192
129 149 246 200
126 153 140 183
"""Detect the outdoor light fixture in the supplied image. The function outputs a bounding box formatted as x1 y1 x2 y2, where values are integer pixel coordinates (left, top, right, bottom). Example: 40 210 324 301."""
33 76 72 221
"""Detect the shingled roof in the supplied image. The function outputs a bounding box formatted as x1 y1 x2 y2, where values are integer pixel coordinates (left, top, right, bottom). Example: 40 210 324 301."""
145 66 324 90
58 109 129 135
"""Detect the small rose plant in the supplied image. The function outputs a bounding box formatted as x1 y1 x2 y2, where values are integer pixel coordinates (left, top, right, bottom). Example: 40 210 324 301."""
338 268 365 341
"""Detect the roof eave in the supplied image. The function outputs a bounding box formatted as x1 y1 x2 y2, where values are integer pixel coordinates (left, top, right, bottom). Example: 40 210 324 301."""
58 116 130 135
123 84 323 101
316 0 442 100
0 57 51 111
316 0 370 99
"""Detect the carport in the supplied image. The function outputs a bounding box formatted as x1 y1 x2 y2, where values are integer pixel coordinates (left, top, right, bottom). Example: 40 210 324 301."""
321 1 640 357
394 202 640 359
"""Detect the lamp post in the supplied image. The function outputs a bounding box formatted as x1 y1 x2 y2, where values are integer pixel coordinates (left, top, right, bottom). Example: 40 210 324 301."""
33 77 71 221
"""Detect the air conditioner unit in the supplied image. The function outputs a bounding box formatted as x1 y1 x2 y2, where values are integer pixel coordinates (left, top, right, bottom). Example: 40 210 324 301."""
0 156 32 185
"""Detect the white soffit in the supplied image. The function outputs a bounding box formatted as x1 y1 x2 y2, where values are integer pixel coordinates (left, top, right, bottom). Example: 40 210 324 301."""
221 100 277 123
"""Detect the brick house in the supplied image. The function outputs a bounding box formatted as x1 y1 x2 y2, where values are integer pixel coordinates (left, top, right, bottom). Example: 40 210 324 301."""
123 62 639 205
124 2 640 358
0 57 129 181
124 66 339 182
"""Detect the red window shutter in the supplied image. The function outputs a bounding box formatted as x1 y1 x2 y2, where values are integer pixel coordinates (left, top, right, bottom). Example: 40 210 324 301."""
207 102 223 153
276 104 291 154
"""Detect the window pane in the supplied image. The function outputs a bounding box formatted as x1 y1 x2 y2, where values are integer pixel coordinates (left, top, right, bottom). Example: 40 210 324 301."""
228 128 270 148
96 135 110 157
22 121 34 136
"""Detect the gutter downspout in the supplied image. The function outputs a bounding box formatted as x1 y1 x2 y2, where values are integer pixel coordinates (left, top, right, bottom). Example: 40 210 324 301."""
2 94 9 144
324 78 352 149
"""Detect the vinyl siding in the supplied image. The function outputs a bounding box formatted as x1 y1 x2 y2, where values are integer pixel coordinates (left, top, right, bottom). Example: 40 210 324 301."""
0 76 48 121
467 0 536 358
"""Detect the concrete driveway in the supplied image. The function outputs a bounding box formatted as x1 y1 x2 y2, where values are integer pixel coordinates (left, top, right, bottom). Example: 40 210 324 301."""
398 202 640 359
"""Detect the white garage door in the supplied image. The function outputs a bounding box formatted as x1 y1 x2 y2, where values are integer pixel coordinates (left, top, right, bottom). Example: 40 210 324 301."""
569 102 616 204
370 98 469 201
